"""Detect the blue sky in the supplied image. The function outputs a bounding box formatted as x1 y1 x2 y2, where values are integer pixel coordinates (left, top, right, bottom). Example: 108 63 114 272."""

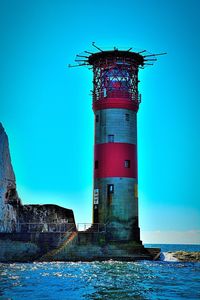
0 0 199 243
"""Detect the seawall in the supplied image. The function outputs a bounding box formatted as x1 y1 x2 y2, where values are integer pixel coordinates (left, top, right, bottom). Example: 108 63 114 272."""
0 232 161 262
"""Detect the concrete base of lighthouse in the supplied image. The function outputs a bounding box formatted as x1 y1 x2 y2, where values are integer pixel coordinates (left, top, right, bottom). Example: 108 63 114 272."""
0 231 161 262
94 177 141 243
38 231 161 262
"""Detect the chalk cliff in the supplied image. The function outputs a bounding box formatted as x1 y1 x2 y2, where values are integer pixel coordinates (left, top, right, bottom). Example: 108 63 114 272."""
0 123 21 232
0 123 75 234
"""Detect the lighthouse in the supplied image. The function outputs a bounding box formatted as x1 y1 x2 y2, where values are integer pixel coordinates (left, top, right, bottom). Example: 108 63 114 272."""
71 44 165 244
90 48 142 243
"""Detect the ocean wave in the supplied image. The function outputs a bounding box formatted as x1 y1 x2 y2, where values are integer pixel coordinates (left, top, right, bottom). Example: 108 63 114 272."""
160 252 178 262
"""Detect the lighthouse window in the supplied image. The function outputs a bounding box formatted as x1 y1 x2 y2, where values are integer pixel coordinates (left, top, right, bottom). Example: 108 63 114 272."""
124 160 131 168
125 114 130 121
108 135 114 143
107 184 114 194
95 160 99 169
96 114 99 122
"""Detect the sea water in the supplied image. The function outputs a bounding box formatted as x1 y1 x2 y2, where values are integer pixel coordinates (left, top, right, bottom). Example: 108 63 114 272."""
0 244 199 300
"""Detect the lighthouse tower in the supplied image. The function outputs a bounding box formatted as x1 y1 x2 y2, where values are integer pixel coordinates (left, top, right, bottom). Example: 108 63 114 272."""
71 45 165 244
90 49 142 243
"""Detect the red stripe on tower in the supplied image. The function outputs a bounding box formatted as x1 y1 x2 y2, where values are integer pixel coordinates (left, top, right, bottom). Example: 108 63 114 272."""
94 143 137 178
93 97 139 112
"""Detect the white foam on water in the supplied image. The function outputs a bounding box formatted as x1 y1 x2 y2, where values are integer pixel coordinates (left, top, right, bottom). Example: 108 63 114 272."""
160 252 178 262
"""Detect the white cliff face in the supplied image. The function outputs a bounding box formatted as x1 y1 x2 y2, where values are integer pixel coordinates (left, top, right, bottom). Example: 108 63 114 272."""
0 123 75 234
0 123 18 232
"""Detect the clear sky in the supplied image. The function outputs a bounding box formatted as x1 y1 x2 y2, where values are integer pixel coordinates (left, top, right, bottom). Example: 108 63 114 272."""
0 0 199 244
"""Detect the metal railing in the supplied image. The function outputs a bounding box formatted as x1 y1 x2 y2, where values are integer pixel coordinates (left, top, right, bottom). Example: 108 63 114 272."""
11 222 106 234
94 91 141 102
77 223 106 233
16 222 76 233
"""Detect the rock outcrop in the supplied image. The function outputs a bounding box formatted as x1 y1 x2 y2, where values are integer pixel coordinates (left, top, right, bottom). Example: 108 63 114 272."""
0 123 75 234
17 204 75 232
0 123 21 232
173 251 200 262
